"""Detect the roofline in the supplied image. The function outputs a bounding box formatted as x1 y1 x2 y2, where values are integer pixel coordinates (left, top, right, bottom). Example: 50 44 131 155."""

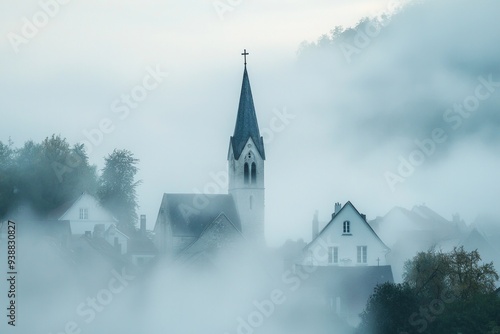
106 224 130 240
179 212 247 253
57 192 86 220
57 192 119 223
304 201 391 253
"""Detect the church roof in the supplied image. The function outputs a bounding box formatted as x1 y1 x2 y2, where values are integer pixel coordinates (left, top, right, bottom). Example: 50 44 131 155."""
157 193 242 238
230 67 265 160
179 213 245 259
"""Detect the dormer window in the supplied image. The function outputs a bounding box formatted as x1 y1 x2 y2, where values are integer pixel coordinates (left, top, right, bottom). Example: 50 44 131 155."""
79 208 88 220
343 220 350 234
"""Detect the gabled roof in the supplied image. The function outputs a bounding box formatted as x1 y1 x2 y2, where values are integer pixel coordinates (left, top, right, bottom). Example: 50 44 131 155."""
104 224 130 240
180 213 245 258
46 193 85 220
305 201 390 253
460 228 498 262
156 193 241 238
229 67 265 160
46 192 117 222
75 234 128 267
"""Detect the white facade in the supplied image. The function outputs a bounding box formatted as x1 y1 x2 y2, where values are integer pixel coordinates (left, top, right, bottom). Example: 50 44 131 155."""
58 193 117 235
301 202 390 267
228 137 265 243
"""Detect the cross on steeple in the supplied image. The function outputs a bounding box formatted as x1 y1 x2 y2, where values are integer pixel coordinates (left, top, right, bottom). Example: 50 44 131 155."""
241 49 249 66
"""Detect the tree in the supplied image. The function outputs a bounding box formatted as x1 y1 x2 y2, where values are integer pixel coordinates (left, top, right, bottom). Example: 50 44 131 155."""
402 247 450 302
0 139 16 217
0 135 98 219
404 247 499 302
358 282 420 334
98 149 141 233
358 247 500 334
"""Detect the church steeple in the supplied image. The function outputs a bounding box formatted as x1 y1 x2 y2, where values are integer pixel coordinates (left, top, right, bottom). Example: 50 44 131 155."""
227 52 266 245
230 66 265 160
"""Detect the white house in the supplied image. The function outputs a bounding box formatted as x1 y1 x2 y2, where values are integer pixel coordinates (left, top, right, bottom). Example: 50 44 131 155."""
300 201 391 267
297 201 393 324
49 192 118 236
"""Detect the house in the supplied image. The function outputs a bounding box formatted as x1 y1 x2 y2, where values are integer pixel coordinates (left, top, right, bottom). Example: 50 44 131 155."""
49 193 157 267
297 201 393 324
154 60 266 259
127 215 158 267
300 201 390 267
154 193 243 259
48 192 118 236
369 205 465 281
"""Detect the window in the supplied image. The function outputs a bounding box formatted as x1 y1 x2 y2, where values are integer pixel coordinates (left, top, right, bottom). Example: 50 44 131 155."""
79 208 88 220
251 162 257 184
357 246 367 264
328 247 339 264
343 220 350 234
244 163 249 184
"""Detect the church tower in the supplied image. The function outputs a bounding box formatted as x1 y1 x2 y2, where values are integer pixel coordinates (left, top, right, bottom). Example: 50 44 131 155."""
228 50 265 244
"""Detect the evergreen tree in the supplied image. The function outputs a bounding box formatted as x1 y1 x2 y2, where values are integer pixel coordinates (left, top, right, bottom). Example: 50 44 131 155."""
98 149 141 233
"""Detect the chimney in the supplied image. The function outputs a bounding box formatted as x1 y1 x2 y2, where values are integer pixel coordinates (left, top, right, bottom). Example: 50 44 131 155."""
332 202 342 219
312 210 319 239
140 215 146 234
361 214 366 221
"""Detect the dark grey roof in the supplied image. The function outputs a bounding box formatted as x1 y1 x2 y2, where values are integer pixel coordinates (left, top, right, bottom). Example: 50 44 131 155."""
73 235 128 268
128 233 158 255
157 193 241 237
180 213 245 258
230 67 265 160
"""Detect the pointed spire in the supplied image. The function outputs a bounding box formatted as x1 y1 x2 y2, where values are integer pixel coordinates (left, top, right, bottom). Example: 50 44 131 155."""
230 66 265 160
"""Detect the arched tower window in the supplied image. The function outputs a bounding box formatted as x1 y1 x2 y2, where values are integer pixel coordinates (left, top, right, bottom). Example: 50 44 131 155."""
244 163 249 184
249 195 253 210
251 162 257 184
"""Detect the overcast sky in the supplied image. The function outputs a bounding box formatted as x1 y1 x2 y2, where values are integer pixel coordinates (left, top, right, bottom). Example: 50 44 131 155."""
1 0 499 246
